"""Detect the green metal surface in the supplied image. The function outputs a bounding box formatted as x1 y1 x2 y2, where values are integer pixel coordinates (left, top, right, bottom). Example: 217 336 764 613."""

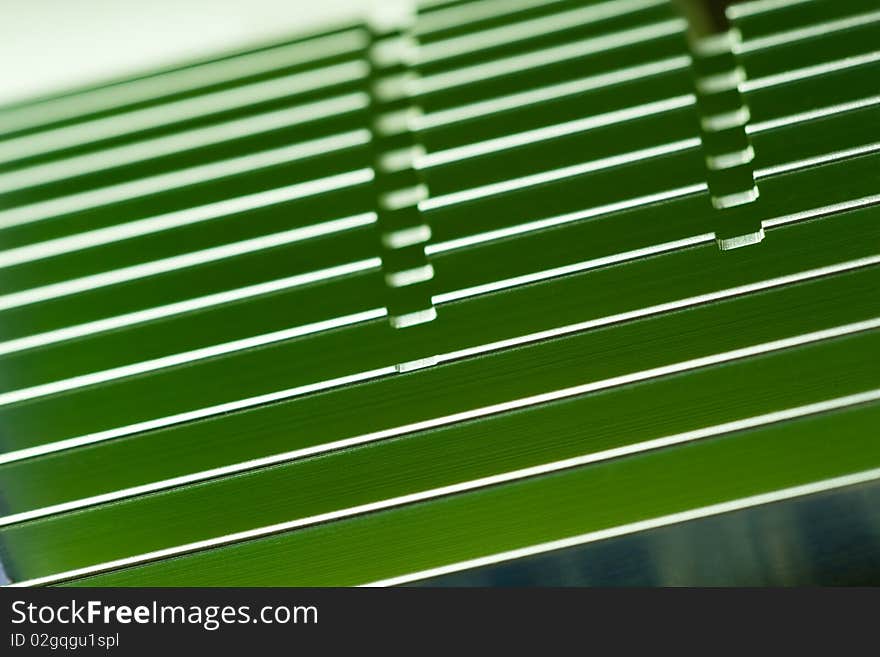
1 215 878 514
0 0 877 586
70 401 880 585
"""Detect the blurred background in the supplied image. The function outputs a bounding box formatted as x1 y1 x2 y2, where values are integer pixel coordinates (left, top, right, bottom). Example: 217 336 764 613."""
0 0 365 106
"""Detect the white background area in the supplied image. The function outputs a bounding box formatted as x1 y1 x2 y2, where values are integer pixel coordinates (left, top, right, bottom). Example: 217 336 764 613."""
0 0 368 106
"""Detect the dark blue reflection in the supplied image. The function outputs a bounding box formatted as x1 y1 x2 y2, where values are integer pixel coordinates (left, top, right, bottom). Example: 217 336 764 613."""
412 480 880 586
